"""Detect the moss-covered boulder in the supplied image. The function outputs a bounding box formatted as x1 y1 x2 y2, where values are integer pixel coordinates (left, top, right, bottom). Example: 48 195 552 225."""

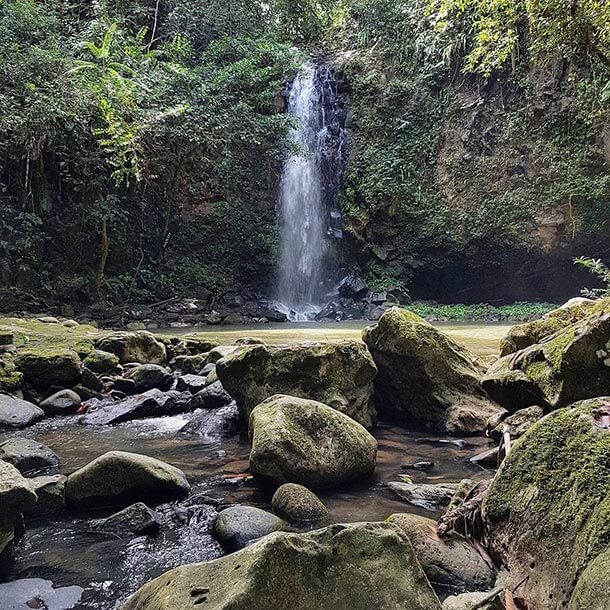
14 347 81 388
65 451 190 510
0 354 22 393
271 483 331 527
362 307 503 434
121 522 441 610
249 395 377 489
482 313 610 411
387 513 494 595
499 297 609 356
216 341 377 428
95 331 166 365
82 349 120 375
481 397 610 609
568 546 610 610
0 460 37 573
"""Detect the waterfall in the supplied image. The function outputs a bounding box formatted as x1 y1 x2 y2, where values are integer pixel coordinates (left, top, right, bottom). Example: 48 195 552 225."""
276 63 348 320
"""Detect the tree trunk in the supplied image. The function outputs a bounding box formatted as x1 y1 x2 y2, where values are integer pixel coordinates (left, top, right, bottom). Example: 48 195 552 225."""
95 217 109 301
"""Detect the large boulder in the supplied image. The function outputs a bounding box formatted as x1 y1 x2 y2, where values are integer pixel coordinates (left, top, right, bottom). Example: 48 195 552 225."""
14 348 81 388
121 522 442 610
0 460 37 572
80 389 192 425
65 450 190 510
387 513 494 594
499 297 609 356
216 341 377 428
0 438 60 476
0 394 44 430
481 397 610 609
212 506 287 552
482 312 610 411
248 395 377 489
362 308 502 434
95 331 166 365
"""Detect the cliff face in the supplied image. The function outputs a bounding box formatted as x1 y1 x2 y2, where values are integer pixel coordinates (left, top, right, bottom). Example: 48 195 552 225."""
334 46 610 304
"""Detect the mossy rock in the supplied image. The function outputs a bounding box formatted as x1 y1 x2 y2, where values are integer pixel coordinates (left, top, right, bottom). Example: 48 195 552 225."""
217 341 377 428
249 395 377 489
14 347 81 388
482 397 610 609
82 350 120 375
271 483 331 527
95 331 167 365
362 307 503 434
121 522 442 610
482 313 610 411
568 545 610 610
500 298 609 356
0 354 22 393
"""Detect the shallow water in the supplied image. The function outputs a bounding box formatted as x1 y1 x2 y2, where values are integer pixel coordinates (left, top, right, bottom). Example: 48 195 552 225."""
1 321 505 609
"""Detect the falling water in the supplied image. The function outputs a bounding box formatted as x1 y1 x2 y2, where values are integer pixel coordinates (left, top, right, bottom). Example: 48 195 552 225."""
276 64 348 320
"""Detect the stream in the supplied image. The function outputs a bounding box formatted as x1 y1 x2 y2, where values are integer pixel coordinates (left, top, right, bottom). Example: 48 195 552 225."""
0 322 509 609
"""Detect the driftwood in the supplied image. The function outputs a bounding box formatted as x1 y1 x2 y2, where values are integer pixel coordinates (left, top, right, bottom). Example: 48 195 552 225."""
437 479 491 541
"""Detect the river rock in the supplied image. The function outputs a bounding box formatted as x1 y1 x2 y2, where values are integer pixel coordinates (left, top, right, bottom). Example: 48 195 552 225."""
121 522 442 610
170 354 207 374
39 388 81 416
176 374 209 394
65 450 190 510
362 307 503 434
388 513 494 594
190 381 233 410
0 438 60 475
568 546 610 610
217 341 377 428
0 461 37 572
14 348 81 388
248 395 377 489
499 297 608 356
388 482 460 511
125 364 173 392
93 502 163 536
442 591 503 610
83 349 120 374
80 389 192 425
212 505 287 552
482 312 610 411
27 474 66 514
481 397 610 609
0 578 83 610
95 331 167 365
179 404 240 438
0 394 44 430
271 483 331 526
489 405 545 441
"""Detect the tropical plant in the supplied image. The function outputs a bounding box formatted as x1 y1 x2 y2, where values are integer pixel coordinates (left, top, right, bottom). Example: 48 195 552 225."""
574 257 610 298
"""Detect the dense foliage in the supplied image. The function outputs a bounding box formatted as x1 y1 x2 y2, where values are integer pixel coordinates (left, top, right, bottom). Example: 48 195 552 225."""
1 0 609 306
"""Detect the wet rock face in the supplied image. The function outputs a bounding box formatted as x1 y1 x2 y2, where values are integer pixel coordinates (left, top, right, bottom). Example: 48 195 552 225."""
0 461 38 573
363 307 503 434
482 312 610 411
0 395 44 430
482 398 610 609
0 578 83 610
121 522 442 610
212 506 287 552
0 438 60 476
80 389 192 425
65 450 190 510
92 502 163 536
216 340 377 428
248 395 377 489
387 513 494 596
95 331 167 365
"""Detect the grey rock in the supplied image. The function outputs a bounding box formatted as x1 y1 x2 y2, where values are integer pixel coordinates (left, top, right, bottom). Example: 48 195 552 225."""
0 395 44 430
176 374 209 394
388 482 460 511
271 483 331 526
0 578 83 610
93 502 162 535
39 389 81 416
0 438 60 476
125 364 173 393
27 475 66 514
190 381 233 410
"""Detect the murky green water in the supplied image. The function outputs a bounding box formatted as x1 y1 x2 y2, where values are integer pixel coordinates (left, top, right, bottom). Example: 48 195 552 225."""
2 321 506 608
